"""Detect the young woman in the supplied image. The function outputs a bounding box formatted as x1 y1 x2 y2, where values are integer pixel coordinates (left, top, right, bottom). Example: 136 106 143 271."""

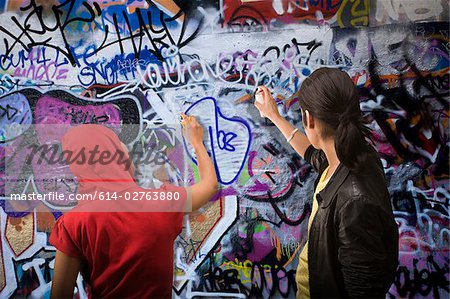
50 115 218 298
254 67 399 298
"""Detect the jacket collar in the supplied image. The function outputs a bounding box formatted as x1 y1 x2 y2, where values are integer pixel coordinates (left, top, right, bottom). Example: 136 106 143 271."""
316 162 350 208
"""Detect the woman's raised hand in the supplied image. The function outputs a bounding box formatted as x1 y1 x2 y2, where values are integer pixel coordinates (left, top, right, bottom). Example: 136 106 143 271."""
254 85 281 121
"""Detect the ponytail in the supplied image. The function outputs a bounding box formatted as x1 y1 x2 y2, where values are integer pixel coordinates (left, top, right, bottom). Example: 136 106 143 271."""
294 67 373 173
335 110 372 173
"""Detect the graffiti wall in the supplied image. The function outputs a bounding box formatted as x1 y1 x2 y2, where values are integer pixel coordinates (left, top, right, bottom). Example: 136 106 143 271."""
0 0 448 298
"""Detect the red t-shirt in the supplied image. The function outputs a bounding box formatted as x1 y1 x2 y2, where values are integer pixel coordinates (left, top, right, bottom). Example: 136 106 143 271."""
49 184 187 299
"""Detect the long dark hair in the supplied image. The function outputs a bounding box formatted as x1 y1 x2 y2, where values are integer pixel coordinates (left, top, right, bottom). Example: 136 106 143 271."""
296 67 372 173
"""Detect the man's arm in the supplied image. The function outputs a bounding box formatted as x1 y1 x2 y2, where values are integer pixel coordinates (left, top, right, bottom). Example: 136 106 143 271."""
50 250 80 299
182 113 218 211
190 143 218 211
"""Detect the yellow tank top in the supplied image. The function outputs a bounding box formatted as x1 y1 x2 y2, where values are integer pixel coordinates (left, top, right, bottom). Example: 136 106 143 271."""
296 167 330 299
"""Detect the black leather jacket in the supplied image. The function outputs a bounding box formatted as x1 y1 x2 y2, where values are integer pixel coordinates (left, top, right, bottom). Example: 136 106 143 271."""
304 145 399 298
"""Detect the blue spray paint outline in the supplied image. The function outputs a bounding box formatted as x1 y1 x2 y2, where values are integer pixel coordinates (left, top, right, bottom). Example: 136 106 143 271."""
184 97 251 185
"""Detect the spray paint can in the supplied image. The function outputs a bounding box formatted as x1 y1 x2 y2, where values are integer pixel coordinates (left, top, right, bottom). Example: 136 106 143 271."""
254 88 264 117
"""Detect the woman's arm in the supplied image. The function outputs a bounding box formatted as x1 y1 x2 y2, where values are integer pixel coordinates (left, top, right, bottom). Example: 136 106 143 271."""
254 86 311 158
337 197 395 297
182 114 218 211
50 250 81 299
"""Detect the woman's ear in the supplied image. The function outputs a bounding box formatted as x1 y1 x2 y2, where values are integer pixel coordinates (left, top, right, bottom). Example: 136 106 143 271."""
305 110 314 129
